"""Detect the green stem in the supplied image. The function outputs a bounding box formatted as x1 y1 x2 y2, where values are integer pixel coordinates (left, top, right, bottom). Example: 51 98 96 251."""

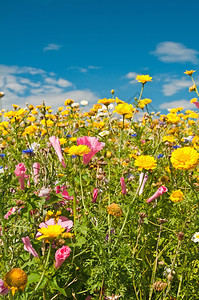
79 159 86 212
191 76 199 97
139 84 144 100
0 199 9 272
29 243 52 299
149 224 162 300
118 115 125 158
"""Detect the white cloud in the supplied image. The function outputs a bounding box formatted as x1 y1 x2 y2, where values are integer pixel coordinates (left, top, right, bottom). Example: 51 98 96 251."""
44 77 72 88
68 66 101 73
0 64 98 111
124 72 138 79
43 43 62 52
151 42 199 64
23 90 98 110
160 100 195 110
162 77 190 96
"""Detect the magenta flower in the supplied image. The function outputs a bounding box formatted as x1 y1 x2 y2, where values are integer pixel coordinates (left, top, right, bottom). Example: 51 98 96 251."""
92 188 98 203
33 162 40 184
49 136 66 168
192 101 199 109
120 177 127 195
146 186 168 203
21 236 39 258
4 207 17 219
0 279 9 295
138 173 148 195
55 245 71 268
77 136 105 165
14 163 28 190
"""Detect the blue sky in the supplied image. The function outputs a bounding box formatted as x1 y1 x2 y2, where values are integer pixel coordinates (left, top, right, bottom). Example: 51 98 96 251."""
1 0 199 112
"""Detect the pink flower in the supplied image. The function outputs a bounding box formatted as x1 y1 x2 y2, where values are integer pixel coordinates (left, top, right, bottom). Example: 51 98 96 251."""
33 162 40 184
138 173 148 195
14 163 28 190
192 101 199 109
92 188 98 203
120 177 127 195
77 136 105 165
49 136 66 168
0 279 9 295
4 207 17 219
146 186 168 203
55 245 71 268
21 236 39 258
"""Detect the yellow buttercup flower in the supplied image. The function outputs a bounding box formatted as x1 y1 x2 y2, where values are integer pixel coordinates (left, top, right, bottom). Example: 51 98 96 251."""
107 203 122 217
169 190 184 203
41 119 54 127
171 147 199 170
134 155 157 171
184 70 196 76
189 84 196 92
138 98 152 109
114 103 133 116
162 135 176 143
37 224 65 243
64 99 74 106
4 268 28 295
98 98 115 106
66 145 91 156
190 98 198 104
166 113 180 124
59 138 67 145
136 74 152 84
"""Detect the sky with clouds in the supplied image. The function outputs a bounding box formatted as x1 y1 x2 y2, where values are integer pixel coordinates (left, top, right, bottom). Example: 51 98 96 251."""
1 0 199 112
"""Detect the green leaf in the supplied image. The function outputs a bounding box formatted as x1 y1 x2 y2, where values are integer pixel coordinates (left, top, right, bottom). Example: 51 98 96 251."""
27 273 40 284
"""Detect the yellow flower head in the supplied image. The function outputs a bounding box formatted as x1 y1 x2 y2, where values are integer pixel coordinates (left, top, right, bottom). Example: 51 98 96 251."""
37 224 65 243
169 190 184 203
45 210 61 222
64 99 74 106
59 138 67 145
136 74 152 84
162 135 176 143
138 98 152 109
184 70 196 76
67 145 91 156
190 98 198 104
4 268 28 295
166 113 180 124
41 119 54 127
114 103 133 116
134 155 157 171
171 147 199 170
98 98 115 106
189 84 196 92
107 203 122 217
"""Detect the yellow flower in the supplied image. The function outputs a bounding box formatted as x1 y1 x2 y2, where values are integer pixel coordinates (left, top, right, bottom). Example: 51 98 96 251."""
162 135 176 143
184 70 196 76
107 203 122 217
4 268 28 295
62 232 74 239
70 137 77 142
114 103 133 116
136 74 152 84
134 155 157 171
190 98 198 103
27 116 36 122
66 145 91 156
59 138 67 145
45 210 61 222
41 119 54 127
64 99 74 106
166 113 180 124
169 190 184 203
189 84 196 92
22 124 38 136
37 224 65 243
98 98 115 106
171 147 199 170
138 98 152 109
168 107 183 113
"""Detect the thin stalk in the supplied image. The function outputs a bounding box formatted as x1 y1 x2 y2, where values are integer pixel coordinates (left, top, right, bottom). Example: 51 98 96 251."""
191 76 199 97
118 115 125 158
29 243 52 299
163 239 181 300
79 159 86 212
148 224 162 300
138 84 144 100
0 199 9 272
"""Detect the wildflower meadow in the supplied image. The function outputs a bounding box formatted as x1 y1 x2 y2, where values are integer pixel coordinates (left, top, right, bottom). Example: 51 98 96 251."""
0 70 199 300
